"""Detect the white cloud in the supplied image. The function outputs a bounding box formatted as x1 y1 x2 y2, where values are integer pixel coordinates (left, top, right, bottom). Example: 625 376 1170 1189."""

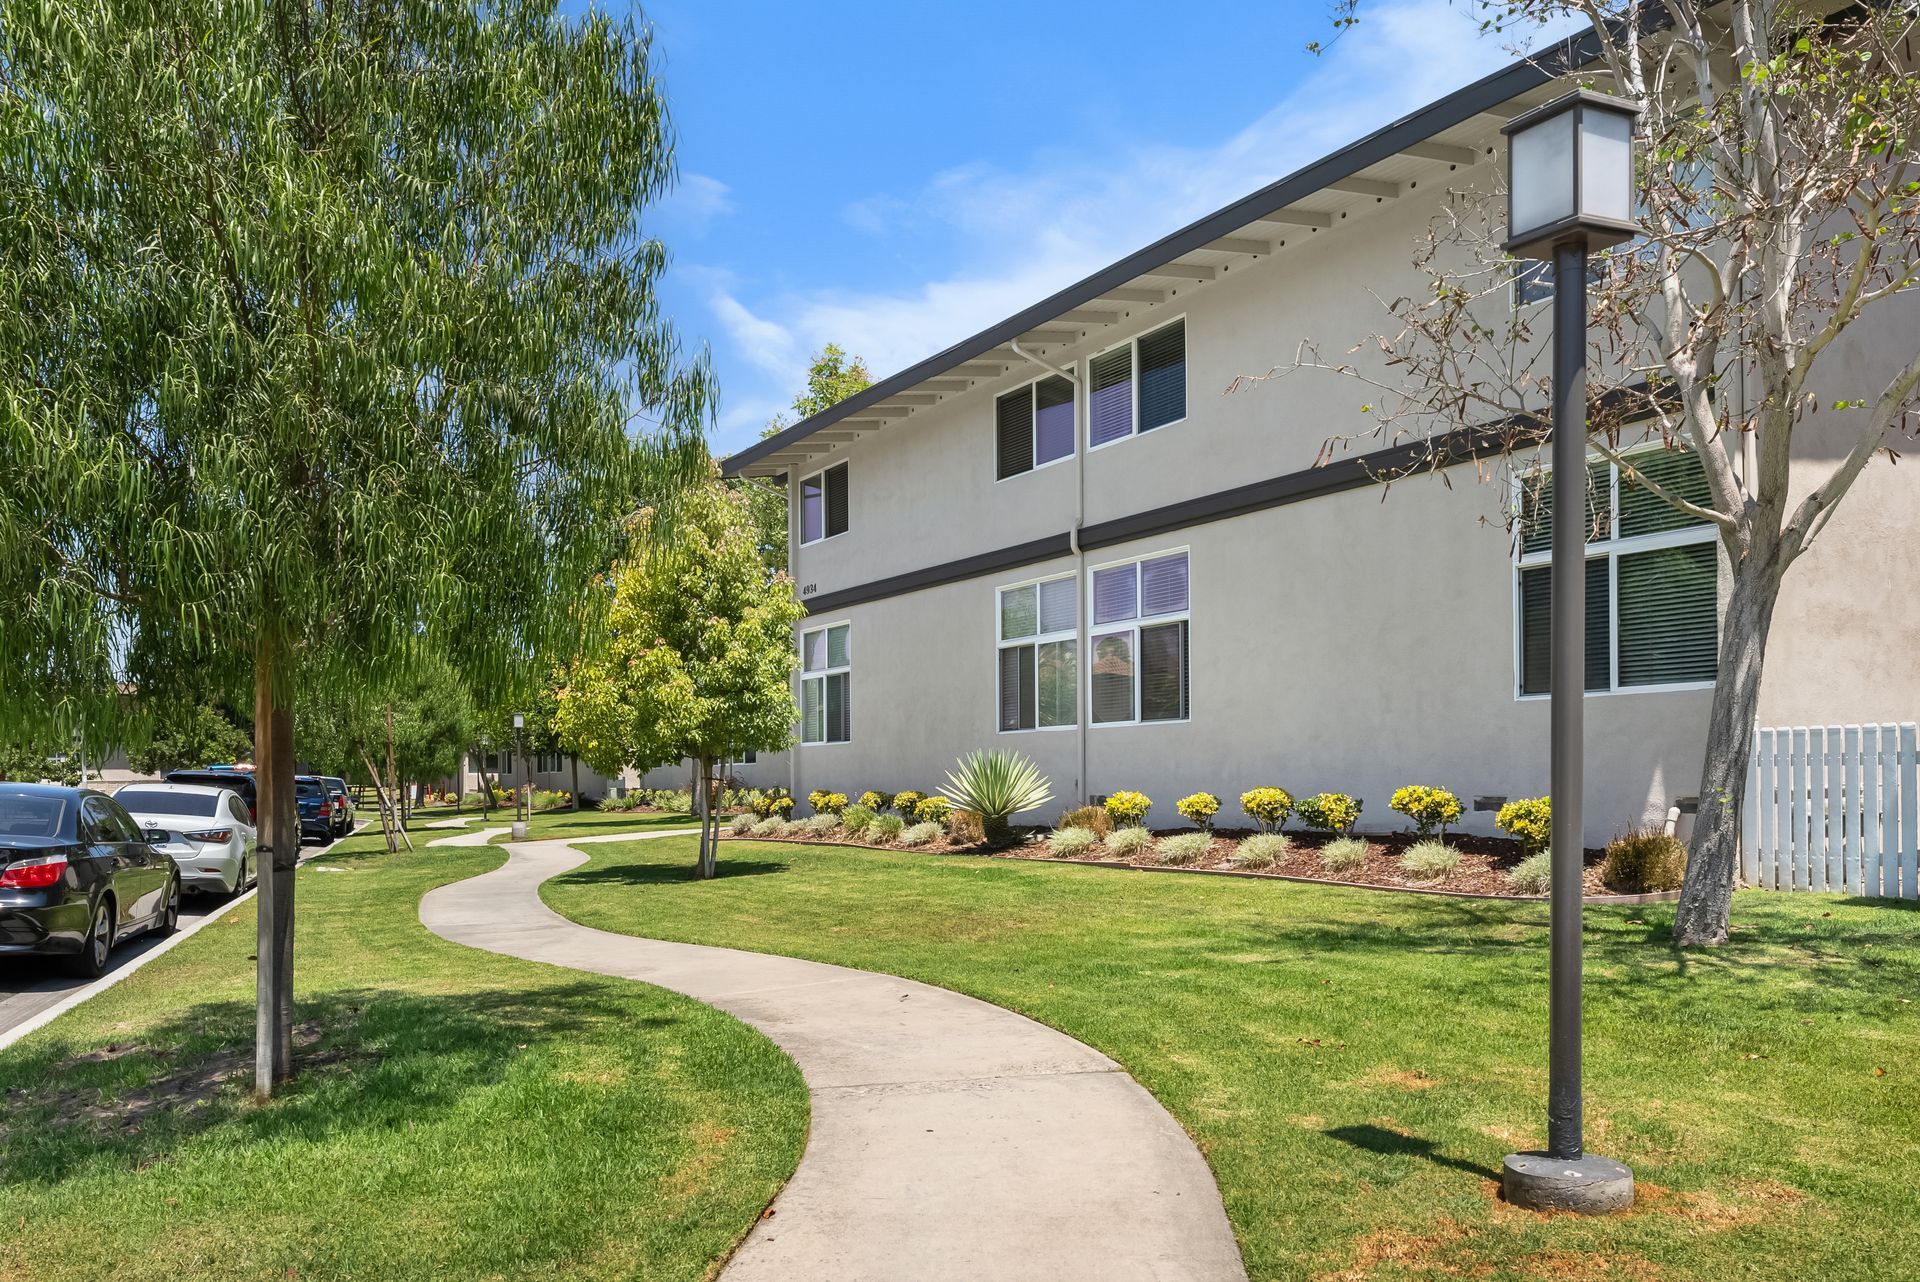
701 0 1576 451
658 171 734 234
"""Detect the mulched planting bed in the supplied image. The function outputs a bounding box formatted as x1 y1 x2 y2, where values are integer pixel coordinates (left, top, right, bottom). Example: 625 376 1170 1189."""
720 825 1673 900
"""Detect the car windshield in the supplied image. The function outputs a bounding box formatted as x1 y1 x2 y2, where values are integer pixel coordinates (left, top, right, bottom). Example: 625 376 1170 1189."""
115 789 220 818
0 795 71 840
296 781 324 797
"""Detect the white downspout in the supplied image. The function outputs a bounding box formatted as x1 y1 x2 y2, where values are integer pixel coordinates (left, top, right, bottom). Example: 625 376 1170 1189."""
1011 340 1088 805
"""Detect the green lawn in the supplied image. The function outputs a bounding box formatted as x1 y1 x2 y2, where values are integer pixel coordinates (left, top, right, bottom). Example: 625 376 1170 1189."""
0 831 806 1282
485 807 697 843
542 837 1920 1282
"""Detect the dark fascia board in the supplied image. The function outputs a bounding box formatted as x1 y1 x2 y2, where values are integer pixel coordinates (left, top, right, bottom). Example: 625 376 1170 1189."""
722 27 1602 480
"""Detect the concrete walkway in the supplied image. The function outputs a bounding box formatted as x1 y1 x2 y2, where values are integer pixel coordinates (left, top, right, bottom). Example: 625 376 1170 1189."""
419 835 1248 1282
425 825 510 848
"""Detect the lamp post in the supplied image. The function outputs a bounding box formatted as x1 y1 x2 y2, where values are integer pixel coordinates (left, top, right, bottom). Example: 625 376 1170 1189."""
1498 89 1640 1216
512 713 527 841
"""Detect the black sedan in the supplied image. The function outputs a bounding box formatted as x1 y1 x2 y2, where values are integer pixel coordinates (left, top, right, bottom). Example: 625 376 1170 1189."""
0 783 180 978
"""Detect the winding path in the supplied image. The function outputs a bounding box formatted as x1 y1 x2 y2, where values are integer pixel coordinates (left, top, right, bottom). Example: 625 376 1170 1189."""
419 835 1248 1282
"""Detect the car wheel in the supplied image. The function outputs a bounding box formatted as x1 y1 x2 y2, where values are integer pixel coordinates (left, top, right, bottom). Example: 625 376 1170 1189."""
66 901 113 979
235 854 251 893
156 881 180 936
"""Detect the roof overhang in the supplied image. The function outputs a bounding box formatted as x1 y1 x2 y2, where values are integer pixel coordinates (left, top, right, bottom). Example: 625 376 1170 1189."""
723 25 1608 481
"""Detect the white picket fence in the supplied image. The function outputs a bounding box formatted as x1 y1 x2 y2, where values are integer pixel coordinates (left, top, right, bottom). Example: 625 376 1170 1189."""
1744 722 1920 898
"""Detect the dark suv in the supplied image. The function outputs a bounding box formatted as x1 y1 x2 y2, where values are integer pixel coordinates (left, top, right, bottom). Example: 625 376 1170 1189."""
295 777 332 843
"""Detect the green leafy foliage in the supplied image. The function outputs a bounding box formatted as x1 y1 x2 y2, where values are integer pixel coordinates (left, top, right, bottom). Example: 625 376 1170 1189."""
127 702 253 776
941 751 1053 845
1602 829 1689 893
1495 797 1552 855
840 804 876 834
1296 793 1362 834
869 812 906 843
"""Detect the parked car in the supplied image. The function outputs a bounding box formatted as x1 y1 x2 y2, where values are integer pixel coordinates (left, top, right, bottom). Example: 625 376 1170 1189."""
295 777 332 843
0 784 180 977
319 776 353 838
164 769 259 823
113 783 258 896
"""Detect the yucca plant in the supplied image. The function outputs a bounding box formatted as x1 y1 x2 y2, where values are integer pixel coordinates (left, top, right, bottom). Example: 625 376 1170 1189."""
942 750 1053 846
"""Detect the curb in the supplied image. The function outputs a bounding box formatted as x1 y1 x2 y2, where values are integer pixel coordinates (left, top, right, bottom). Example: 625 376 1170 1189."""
0 822 368 1054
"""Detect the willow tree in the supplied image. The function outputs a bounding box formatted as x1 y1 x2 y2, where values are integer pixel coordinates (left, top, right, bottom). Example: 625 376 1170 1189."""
555 481 804 879
1267 1 1920 944
0 0 710 1094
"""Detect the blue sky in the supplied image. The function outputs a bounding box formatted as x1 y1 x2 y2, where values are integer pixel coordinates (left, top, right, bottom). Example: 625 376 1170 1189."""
624 0 1561 456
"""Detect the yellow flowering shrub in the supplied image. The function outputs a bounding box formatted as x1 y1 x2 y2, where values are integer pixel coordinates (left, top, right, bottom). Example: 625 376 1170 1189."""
1104 790 1152 828
914 795 953 826
1295 792 1362 834
807 790 848 815
1389 785 1463 837
1175 792 1221 830
1496 796 1552 854
891 790 926 817
857 790 888 811
1239 787 1294 833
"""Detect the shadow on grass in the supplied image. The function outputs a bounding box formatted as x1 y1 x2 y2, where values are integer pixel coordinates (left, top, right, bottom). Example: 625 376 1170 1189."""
554 858 791 888
0 980 690 1187
1323 1123 1501 1181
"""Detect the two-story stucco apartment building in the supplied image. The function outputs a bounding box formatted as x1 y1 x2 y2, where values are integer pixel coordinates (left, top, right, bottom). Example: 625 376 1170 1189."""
711 35 1920 846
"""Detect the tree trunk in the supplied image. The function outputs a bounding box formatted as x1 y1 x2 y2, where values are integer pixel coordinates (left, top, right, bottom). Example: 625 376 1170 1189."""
696 756 717 879
571 755 580 810
384 704 400 835
253 637 297 1098
361 749 399 854
1673 542 1787 946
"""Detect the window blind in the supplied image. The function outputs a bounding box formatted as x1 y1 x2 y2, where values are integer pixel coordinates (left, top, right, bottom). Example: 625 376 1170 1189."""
1089 347 1133 446
999 646 1034 732
1092 565 1138 625
1519 558 1611 695
1619 450 1711 537
823 463 849 538
1037 640 1077 727
996 385 1034 479
1616 543 1718 686
1138 621 1188 721
1091 633 1135 723
1038 577 1076 634
1137 320 1186 431
1034 376 1074 466
1139 553 1189 616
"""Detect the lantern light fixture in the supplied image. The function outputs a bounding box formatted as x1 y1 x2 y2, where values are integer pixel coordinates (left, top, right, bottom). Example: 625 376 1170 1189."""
1502 89 1641 261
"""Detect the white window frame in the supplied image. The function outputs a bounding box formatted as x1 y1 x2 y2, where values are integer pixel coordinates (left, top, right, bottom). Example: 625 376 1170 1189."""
1085 314 1189 451
799 620 852 745
798 462 848 547
1510 447 1719 700
1086 546 1191 727
995 572 1078 733
992 372 1078 484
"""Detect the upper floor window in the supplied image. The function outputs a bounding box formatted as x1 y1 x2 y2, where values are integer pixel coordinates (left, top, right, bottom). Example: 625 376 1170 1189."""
801 462 848 545
1090 550 1189 725
1514 447 1718 696
998 574 1077 731
996 375 1075 480
1089 317 1186 448
800 622 851 743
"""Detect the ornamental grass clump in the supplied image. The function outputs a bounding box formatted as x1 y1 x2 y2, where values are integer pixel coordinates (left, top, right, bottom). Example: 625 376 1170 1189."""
840 803 876 834
1318 836 1368 873
1509 851 1553 895
1389 786 1463 838
897 822 942 848
1175 792 1221 831
1156 832 1212 865
780 820 810 839
915 796 953 826
869 812 906 844
1048 826 1099 856
1240 787 1293 833
1602 828 1688 892
942 750 1053 845
808 790 847 815
891 790 925 817
1056 805 1114 839
749 817 782 837
1296 793 1362 835
1105 826 1153 859
805 813 841 837
1104 790 1152 828
728 813 754 836
1400 839 1461 880
1232 833 1290 868
1496 796 1552 854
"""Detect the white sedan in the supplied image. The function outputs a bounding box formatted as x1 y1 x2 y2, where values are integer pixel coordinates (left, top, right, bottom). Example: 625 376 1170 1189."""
114 782 258 896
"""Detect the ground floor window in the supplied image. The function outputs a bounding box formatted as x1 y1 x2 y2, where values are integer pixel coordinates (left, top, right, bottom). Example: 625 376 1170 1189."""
998 574 1077 731
1516 447 1719 695
801 622 851 744
1090 550 1189 725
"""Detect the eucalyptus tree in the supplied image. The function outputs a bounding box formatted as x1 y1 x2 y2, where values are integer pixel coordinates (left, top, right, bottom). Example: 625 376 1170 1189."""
1262 0 1920 944
0 0 711 1094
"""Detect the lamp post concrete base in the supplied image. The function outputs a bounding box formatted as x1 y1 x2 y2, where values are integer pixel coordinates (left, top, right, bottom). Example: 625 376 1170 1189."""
511 821 527 840
1500 1152 1634 1214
